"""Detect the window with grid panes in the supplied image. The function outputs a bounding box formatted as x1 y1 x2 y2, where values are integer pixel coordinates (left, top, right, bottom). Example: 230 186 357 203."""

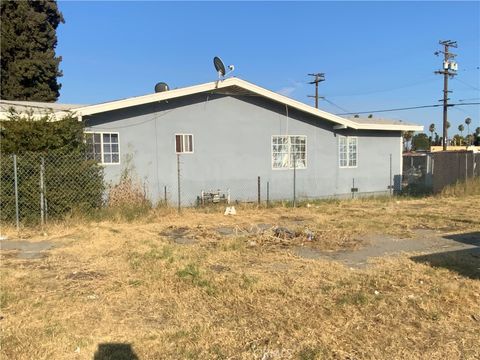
272 135 306 169
85 132 120 164
339 136 357 168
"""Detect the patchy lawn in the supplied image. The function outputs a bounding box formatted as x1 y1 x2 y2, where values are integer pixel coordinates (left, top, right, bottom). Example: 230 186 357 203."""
1 195 479 359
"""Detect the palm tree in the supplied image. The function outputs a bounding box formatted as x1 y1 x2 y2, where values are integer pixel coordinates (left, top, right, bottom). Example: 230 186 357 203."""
445 121 451 146
465 117 472 145
428 123 435 144
458 124 465 146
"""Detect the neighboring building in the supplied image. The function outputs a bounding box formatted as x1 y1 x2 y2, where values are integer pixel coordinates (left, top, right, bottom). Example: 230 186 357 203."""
430 145 480 152
0 77 423 204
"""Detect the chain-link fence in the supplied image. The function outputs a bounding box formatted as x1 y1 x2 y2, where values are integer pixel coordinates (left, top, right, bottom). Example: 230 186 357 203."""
1 151 104 227
2 150 424 228
172 153 398 209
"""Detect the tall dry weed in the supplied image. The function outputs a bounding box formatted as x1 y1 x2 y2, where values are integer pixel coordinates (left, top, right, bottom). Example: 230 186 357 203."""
108 175 150 208
440 177 480 197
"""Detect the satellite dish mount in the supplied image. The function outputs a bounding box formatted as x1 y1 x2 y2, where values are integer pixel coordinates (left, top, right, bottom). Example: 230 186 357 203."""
213 56 235 80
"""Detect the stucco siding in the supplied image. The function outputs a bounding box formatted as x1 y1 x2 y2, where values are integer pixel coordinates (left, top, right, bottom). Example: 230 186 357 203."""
85 93 402 204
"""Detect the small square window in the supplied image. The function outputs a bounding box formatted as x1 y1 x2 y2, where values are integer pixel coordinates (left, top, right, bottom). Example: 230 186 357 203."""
175 134 194 153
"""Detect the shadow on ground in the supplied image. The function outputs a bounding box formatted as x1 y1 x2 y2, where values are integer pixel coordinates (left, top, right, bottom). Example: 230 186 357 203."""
411 231 480 280
93 343 139 360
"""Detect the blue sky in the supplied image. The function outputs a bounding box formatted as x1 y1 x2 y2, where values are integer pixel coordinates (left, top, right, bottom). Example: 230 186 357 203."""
56 1 480 133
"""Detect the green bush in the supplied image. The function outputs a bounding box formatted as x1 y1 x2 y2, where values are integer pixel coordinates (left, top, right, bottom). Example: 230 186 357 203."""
0 111 104 223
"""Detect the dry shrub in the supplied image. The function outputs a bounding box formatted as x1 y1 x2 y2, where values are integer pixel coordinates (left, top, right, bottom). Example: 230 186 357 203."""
108 175 150 208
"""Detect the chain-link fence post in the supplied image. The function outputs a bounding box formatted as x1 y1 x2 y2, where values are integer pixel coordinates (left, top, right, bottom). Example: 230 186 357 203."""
266 181 270 207
389 153 393 196
13 154 20 231
257 176 261 205
177 154 181 213
40 156 45 225
43 157 48 223
293 154 297 207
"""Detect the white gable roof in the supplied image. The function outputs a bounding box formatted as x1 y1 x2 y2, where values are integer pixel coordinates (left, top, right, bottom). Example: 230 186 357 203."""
1 78 424 131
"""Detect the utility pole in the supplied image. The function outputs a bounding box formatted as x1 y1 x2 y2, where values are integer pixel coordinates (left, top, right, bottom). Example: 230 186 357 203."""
434 40 458 151
308 73 325 109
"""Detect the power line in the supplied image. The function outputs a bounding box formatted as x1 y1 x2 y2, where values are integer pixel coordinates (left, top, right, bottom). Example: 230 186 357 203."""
459 97 480 102
453 77 480 91
335 102 479 116
322 98 352 114
326 77 440 98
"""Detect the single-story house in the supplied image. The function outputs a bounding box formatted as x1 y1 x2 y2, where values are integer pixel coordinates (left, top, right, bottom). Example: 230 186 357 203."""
0 77 423 204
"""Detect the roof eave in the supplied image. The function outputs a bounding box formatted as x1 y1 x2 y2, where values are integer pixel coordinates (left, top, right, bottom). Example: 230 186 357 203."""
72 77 424 132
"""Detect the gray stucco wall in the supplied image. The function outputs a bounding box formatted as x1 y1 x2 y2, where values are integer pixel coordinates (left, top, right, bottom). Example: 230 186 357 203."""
85 92 402 205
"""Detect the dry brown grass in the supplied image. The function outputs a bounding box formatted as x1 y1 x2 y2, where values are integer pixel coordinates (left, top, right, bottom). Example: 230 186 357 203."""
1 195 479 359
441 177 480 197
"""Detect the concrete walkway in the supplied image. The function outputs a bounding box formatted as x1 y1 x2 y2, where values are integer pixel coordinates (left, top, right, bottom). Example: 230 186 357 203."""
294 229 480 268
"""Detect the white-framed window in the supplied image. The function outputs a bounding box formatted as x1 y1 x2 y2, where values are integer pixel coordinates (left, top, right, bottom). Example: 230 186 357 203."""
85 132 120 165
339 136 357 168
175 134 194 153
272 135 307 169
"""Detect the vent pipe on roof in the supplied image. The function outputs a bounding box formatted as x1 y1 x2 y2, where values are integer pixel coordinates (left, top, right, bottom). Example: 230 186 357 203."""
154 82 169 93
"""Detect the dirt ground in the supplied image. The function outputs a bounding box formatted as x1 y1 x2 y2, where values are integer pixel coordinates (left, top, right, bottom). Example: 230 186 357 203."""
1 195 479 359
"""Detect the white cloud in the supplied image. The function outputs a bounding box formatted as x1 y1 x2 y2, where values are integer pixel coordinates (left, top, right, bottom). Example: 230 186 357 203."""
277 86 296 96
276 80 303 97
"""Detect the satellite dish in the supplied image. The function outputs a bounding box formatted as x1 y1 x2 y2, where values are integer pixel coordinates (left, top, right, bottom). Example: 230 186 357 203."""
154 82 169 93
213 56 235 79
213 56 226 77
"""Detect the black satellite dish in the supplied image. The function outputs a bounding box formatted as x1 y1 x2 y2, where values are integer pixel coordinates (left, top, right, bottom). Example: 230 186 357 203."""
213 56 226 77
213 56 235 80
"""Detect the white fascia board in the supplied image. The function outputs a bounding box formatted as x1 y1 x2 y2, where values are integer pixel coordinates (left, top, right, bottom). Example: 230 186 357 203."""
72 77 424 132
72 81 221 116
351 123 424 132
223 79 424 132
227 78 358 129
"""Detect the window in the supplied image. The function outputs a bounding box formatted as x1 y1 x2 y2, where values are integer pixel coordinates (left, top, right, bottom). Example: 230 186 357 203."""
85 132 120 164
339 136 357 168
175 134 194 153
272 135 307 169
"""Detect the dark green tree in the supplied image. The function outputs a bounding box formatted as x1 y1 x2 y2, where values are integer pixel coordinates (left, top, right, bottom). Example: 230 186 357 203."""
0 110 84 155
475 127 480 146
1 0 64 101
411 133 430 151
